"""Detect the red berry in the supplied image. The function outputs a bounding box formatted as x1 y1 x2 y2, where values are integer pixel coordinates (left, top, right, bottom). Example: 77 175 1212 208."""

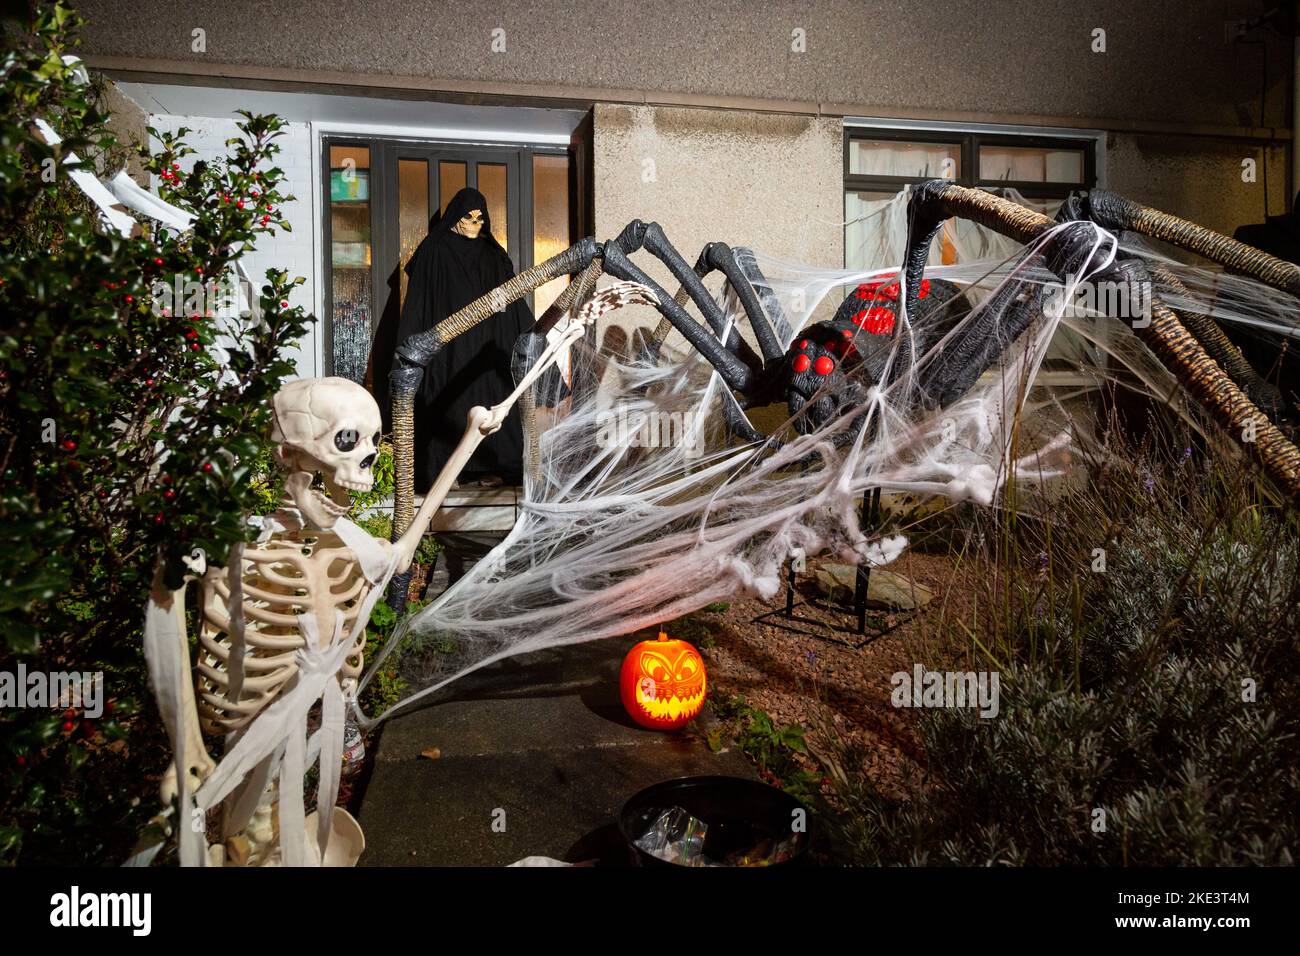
60 438 77 451
280 300 289 308
154 512 164 524
163 489 176 501
124 294 134 304
265 205 274 212
813 356 835 376
153 257 163 266
202 462 213 473
236 200 244 209
15 756 25 766
172 162 180 170
62 720 74 732
792 354 811 373
145 378 155 386
190 343 201 352
162 474 173 485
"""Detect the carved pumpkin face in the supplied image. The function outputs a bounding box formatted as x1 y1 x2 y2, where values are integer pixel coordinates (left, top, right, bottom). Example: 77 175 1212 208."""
619 631 707 730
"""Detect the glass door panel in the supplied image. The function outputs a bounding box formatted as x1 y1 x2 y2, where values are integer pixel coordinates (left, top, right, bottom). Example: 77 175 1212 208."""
397 158 430 311
532 153 570 315
438 160 467 214
476 162 509 251
328 144 372 384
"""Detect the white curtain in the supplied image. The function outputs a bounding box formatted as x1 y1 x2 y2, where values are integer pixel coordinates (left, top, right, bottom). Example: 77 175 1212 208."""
846 187 1060 274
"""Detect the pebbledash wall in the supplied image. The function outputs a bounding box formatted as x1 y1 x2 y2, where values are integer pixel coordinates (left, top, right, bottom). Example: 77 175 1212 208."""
76 0 1297 377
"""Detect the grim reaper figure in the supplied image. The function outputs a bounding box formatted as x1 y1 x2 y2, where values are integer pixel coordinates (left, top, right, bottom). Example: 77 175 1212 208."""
395 187 533 487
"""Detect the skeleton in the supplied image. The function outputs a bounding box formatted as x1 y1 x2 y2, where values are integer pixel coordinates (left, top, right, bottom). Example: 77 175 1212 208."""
146 284 657 866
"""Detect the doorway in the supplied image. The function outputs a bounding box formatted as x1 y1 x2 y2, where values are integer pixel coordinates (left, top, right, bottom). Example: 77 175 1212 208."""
321 136 576 391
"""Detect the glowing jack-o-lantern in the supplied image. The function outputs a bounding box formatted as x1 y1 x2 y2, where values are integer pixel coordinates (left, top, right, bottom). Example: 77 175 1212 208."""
620 630 707 730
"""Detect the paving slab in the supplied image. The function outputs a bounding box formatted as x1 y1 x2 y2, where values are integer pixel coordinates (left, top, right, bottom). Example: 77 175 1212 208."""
355 636 755 866
357 528 757 865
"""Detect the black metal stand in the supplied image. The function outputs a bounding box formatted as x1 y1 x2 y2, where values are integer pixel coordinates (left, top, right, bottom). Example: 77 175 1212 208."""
756 485 910 650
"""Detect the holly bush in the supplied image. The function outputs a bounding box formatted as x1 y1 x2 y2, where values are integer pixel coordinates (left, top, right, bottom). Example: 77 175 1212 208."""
0 4 311 863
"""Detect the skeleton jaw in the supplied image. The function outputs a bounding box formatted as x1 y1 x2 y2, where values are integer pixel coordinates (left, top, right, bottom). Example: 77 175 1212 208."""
283 456 370 530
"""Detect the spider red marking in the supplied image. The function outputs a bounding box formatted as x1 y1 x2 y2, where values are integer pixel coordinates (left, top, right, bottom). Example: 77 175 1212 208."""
852 306 896 335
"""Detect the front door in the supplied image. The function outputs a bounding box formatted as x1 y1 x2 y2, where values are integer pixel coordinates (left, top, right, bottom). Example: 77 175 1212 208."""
324 137 572 389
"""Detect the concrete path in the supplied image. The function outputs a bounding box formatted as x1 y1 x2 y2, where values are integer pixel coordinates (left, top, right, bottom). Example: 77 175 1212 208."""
355 533 755 866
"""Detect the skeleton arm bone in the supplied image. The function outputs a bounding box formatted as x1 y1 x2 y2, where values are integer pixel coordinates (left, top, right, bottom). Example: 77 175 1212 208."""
390 314 588 574
392 282 660 574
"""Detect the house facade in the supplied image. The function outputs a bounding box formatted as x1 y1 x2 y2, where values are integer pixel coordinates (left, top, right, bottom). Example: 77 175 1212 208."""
78 0 1294 382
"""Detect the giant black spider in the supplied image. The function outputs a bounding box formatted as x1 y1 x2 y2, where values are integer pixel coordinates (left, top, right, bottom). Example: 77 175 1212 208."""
507 219 969 448
397 182 1300 496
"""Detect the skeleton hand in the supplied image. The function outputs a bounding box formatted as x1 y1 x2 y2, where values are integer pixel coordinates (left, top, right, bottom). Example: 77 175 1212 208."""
160 746 216 806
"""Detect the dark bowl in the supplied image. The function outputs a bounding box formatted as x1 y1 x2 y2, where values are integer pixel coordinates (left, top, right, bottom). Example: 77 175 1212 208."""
618 775 813 868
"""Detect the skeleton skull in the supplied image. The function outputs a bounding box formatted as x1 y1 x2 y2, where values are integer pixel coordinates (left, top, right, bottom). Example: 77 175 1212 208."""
453 207 485 239
271 377 381 529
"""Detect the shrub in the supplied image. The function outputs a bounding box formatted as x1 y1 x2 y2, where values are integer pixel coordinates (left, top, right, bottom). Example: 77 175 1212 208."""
819 443 1300 865
0 4 310 863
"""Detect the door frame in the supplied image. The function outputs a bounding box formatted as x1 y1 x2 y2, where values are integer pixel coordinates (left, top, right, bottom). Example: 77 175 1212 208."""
319 133 571 380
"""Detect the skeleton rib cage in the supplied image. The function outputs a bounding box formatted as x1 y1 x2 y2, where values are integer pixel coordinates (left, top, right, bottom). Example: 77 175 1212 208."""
195 530 369 735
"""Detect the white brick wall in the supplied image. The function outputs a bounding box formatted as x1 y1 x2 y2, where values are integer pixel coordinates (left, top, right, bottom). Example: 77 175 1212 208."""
147 114 321 379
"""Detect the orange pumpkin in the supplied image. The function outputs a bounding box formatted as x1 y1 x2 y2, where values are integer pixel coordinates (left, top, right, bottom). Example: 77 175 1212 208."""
620 630 707 730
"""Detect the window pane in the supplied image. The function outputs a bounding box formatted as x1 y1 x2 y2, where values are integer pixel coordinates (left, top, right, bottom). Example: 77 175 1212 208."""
439 160 466 213
398 158 429 312
477 163 508 251
532 154 570 315
848 138 959 179
329 145 371 384
980 145 1083 184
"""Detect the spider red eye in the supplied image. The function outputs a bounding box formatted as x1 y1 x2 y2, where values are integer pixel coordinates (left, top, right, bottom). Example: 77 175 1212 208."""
813 356 834 376
792 354 811 373
798 339 809 349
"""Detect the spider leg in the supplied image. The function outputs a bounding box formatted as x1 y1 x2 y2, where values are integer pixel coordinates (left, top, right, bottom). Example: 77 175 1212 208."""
1062 190 1291 426
698 242 787 362
646 245 794 365
612 221 765 373
600 239 755 393
901 180 1106 408
731 246 795 344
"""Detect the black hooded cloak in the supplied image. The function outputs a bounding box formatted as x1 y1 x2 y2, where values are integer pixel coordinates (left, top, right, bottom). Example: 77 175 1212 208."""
395 188 533 488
